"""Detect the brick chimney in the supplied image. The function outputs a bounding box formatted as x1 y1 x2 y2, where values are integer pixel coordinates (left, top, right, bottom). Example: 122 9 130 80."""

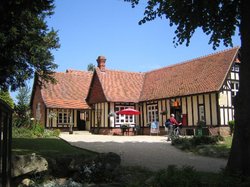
96 56 106 71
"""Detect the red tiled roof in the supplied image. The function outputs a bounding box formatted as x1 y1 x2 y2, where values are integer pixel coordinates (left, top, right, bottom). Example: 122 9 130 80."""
96 68 145 103
41 70 93 109
140 47 239 101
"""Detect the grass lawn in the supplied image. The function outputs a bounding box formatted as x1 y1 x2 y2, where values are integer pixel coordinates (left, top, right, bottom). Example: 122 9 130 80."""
12 137 97 158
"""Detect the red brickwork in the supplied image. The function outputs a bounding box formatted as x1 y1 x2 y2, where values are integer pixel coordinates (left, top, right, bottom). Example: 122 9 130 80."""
31 85 46 127
87 72 107 104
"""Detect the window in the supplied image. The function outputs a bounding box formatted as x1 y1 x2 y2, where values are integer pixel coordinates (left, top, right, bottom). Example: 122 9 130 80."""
115 106 135 126
36 103 41 120
231 81 239 97
232 65 239 72
147 104 158 124
198 105 205 121
57 109 72 124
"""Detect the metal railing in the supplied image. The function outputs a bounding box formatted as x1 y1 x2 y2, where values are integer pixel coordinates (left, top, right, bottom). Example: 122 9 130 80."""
0 99 13 187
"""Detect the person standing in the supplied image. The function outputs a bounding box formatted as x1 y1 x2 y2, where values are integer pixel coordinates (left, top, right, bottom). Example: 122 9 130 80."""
167 114 181 141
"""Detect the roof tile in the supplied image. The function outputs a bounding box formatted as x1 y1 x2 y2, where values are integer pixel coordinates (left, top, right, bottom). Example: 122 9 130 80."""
41 70 93 109
96 68 145 103
140 47 239 101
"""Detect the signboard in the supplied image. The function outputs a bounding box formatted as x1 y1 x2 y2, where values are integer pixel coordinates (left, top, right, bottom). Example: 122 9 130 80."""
150 121 159 135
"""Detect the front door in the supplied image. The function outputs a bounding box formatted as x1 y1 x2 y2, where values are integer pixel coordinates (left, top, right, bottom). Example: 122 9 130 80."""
170 107 182 122
77 111 86 130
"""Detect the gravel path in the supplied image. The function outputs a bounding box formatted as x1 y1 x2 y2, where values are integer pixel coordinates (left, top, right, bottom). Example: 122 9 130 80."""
59 132 227 172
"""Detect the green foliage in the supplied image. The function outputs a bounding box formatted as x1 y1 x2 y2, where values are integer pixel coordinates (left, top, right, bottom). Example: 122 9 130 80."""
120 166 153 187
172 136 230 158
52 128 61 137
151 166 202 187
87 63 95 71
228 120 235 135
125 0 239 49
191 135 223 145
0 0 60 91
174 135 224 147
14 85 31 127
12 122 60 138
121 165 250 186
0 90 14 108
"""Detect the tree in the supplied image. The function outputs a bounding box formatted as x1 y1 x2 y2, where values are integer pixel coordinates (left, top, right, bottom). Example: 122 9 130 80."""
0 0 60 91
14 85 31 127
0 90 14 109
126 0 250 177
87 63 95 72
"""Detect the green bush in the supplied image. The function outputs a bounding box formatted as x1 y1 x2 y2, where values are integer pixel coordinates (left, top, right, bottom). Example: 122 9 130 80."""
12 126 33 138
53 129 61 136
12 122 60 138
191 136 220 146
150 165 202 187
171 137 193 150
30 122 45 137
172 135 226 158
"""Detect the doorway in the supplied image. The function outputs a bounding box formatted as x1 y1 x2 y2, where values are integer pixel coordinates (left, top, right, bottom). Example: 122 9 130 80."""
77 111 86 130
170 107 182 123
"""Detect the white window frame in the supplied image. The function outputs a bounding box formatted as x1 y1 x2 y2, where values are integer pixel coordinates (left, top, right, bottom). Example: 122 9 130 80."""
57 109 72 124
231 81 239 97
147 104 158 124
115 106 135 127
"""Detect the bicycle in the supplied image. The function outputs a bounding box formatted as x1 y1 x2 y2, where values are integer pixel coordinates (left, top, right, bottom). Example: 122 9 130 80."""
173 125 181 137
166 123 182 141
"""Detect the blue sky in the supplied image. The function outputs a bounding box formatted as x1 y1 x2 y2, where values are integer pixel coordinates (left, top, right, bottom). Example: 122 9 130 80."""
11 0 240 101
48 0 240 73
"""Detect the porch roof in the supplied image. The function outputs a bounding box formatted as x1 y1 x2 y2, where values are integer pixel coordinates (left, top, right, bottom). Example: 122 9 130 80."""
41 70 93 109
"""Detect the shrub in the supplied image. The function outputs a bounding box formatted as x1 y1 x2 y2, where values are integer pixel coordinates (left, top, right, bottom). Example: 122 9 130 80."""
150 165 202 187
12 122 60 138
12 126 33 138
53 129 61 137
171 138 193 150
30 122 45 137
190 135 224 146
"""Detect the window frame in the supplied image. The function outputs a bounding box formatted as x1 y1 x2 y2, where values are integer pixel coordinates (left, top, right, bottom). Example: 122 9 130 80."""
57 109 72 125
147 104 158 124
115 105 135 127
231 81 239 97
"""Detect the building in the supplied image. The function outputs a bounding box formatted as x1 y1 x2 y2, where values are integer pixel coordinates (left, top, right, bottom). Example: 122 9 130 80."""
31 47 240 135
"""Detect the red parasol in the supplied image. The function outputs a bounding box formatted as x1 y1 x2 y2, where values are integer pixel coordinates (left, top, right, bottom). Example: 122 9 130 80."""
116 108 141 115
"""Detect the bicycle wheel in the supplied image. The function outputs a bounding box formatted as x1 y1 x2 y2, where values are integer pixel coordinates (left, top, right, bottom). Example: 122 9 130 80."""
173 127 179 138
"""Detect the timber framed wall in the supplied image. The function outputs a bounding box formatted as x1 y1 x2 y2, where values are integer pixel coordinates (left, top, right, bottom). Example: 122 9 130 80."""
218 62 240 125
139 92 219 127
46 108 77 128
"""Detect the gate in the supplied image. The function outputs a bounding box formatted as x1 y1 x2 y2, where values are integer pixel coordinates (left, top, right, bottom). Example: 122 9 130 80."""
0 99 13 187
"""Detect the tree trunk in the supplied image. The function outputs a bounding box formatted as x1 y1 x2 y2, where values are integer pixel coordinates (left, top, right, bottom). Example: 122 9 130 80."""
227 0 250 176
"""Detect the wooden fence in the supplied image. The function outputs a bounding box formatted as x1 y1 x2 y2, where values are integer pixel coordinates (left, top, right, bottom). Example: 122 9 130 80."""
0 99 13 187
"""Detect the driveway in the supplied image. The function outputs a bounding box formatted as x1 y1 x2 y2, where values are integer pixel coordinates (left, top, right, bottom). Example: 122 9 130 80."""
59 132 227 172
